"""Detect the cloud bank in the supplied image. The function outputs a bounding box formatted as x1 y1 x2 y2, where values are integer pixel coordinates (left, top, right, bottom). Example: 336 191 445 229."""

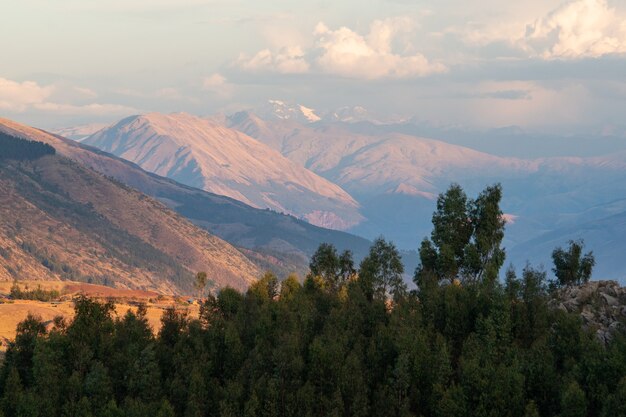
0 77 136 117
237 18 447 80
522 0 626 58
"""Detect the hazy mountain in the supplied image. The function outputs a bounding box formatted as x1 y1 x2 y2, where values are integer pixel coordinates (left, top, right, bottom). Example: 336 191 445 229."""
83 113 362 230
228 111 626 282
324 106 372 123
52 123 109 142
255 99 322 123
0 118 261 294
508 208 626 280
342 120 626 159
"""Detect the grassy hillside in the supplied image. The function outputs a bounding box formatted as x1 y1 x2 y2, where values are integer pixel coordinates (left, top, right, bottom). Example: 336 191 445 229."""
0 118 380 277
0 130 260 294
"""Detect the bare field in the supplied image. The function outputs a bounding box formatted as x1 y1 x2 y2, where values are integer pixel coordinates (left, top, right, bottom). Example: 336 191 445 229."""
0 281 199 351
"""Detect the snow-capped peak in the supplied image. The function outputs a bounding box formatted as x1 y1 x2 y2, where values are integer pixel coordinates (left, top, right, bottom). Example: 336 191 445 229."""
299 105 321 122
259 99 322 124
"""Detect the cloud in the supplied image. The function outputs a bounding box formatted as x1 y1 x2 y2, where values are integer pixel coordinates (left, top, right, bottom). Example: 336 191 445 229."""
522 0 626 58
235 18 446 80
0 76 136 116
0 78 54 111
202 73 235 98
313 18 447 79
236 46 310 74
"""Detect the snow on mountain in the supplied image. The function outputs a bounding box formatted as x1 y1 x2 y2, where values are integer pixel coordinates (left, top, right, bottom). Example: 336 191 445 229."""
83 112 362 230
256 99 322 124
53 123 109 141
325 106 372 123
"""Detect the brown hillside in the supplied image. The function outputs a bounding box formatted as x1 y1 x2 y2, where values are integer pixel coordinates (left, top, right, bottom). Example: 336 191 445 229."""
0 117 376 277
0 125 260 294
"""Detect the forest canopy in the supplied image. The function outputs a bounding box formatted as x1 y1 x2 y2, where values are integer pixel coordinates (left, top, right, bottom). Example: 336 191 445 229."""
0 184 624 417
0 131 56 160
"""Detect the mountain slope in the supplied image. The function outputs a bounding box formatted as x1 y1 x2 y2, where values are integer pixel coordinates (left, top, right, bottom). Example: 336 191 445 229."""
228 112 626 283
0 120 261 293
0 117 377 277
509 209 626 282
53 123 109 141
83 113 362 230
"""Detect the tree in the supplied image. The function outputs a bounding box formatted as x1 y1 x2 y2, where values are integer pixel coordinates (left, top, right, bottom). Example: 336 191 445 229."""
552 240 595 286
561 381 587 417
462 184 506 283
194 271 208 299
1 367 23 417
359 237 405 301
430 184 473 279
309 243 355 291
248 271 279 302
280 274 301 301
415 184 506 286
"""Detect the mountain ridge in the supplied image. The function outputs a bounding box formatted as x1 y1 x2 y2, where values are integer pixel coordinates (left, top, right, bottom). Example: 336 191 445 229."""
83 112 362 230
0 121 262 293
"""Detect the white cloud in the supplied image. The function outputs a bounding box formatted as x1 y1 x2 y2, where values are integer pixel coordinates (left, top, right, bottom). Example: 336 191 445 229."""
235 18 446 80
523 0 626 58
313 18 446 79
0 78 54 111
202 73 235 98
236 46 310 74
0 76 135 116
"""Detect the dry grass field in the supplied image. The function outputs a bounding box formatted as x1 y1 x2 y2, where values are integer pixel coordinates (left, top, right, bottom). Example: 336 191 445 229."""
0 280 200 351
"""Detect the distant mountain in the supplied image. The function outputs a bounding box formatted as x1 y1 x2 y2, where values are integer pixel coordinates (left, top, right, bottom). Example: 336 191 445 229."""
2 117 381 278
255 99 322 123
228 111 626 282
324 106 371 123
52 123 109 141
83 113 362 230
509 209 626 281
343 120 626 159
0 118 261 294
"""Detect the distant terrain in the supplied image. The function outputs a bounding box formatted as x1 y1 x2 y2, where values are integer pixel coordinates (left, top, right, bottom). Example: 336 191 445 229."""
1 117 381 283
83 113 362 230
222 101 626 281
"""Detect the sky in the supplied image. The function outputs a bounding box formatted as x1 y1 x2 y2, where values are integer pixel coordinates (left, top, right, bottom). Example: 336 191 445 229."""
1 0 626 131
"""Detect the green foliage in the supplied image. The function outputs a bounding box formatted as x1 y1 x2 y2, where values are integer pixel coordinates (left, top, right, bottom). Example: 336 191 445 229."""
416 183 506 285
309 243 355 291
0 263 623 417
9 281 60 302
552 240 595 287
0 132 55 161
358 237 405 301
194 272 208 298
561 381 587 417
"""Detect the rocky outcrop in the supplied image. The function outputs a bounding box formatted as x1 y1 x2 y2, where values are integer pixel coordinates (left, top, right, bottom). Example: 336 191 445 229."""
550 280 626 344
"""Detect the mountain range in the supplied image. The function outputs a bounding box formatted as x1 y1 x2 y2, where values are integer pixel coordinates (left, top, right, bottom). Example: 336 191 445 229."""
223 103 626 281
1 117 380 288
83 113 361 230
38 99 626 282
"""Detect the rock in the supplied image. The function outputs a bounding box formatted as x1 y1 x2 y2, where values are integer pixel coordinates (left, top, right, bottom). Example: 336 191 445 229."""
551 280 626 345
601 293 619 307
580 310 595 325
